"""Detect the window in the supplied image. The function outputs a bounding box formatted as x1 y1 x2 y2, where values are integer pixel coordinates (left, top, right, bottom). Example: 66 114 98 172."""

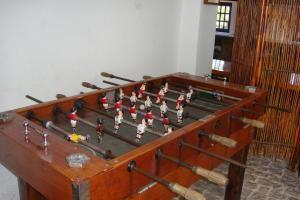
216 2 232 33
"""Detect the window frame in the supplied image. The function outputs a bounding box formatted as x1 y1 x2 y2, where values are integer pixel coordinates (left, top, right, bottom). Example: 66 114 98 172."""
216 2 232 33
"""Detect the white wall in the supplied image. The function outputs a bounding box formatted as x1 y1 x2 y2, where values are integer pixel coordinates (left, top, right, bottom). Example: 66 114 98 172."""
177 0 217 75
0 0 182 112
196 4 218 75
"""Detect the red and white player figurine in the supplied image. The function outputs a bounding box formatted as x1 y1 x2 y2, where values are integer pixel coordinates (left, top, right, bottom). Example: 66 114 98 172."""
156 87 165 104
145 108 154 127
177 105 184 124
114 98 122 112
96 118 104 143
186 86 194 104
69 107 78 133
135 118 147 143
138 82 146 98
114 110 123 133
130 91 137 104
176 93 185 110
144 95 152 109
129 102 137 121
160 100 168 117
162 113 169 134
101 93 109 111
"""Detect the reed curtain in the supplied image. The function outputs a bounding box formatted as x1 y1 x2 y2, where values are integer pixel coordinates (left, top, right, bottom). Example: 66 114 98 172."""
230 0 300 169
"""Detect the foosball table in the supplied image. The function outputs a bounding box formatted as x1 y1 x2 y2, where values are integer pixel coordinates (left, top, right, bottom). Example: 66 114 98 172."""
0 72 266 200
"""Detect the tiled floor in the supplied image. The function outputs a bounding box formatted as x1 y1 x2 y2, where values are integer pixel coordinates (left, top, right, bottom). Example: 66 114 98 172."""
177 156 300 200
1 156 299 200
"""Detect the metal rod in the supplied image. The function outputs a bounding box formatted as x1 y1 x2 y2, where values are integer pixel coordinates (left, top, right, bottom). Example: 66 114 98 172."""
253 102 291 113
157 149 193 170
129 161 170 187
127 160 206 200
101 72 136 83
180 140 246 168
242 108 261 115
25 95 43 103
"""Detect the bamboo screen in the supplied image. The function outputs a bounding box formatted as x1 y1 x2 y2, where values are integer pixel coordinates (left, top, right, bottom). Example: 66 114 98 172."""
230 0 300 163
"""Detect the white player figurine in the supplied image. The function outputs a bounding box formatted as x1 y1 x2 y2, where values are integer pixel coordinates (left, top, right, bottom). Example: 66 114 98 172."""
144 95 152 109
186 86 194 104
130 91 137 104
163 82 168 93
119 88 124 101
114 110 123 133
177 105 184 124
160 100 168 118
135 119 147 143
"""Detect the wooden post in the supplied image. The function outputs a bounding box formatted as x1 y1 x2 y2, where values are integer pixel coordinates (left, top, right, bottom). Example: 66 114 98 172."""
224 145 249 200
18 177 46 200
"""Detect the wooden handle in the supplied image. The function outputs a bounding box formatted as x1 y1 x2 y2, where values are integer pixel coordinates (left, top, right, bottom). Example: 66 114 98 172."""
209 134 237 148
101 72 114 78
169 183 206 200
56 94 67 99
240 117 265 128
192 167 228 186
82 82 96 89
143 75 153 80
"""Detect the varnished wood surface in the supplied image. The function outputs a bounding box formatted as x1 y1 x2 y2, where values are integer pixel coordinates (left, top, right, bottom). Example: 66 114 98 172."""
0 73 267 199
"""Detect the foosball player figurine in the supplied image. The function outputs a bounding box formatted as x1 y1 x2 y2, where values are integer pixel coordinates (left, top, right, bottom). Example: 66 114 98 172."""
144 95 152 109
114 98 122 112
155 87 165 104
177 105 184 124
64 133 88 143
135 118 147 143
129 102 137 121
162 81 168 93
69 107 78 133
212 90 222 101
119 88 124 101
96 118 105 143
130 91 137 104
160 100 168 118
186 86 194 104
100 93 109 111
138 82 146 98
176 92 185 110
114 110 123 133
162 113 169 134
145 108 154 127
